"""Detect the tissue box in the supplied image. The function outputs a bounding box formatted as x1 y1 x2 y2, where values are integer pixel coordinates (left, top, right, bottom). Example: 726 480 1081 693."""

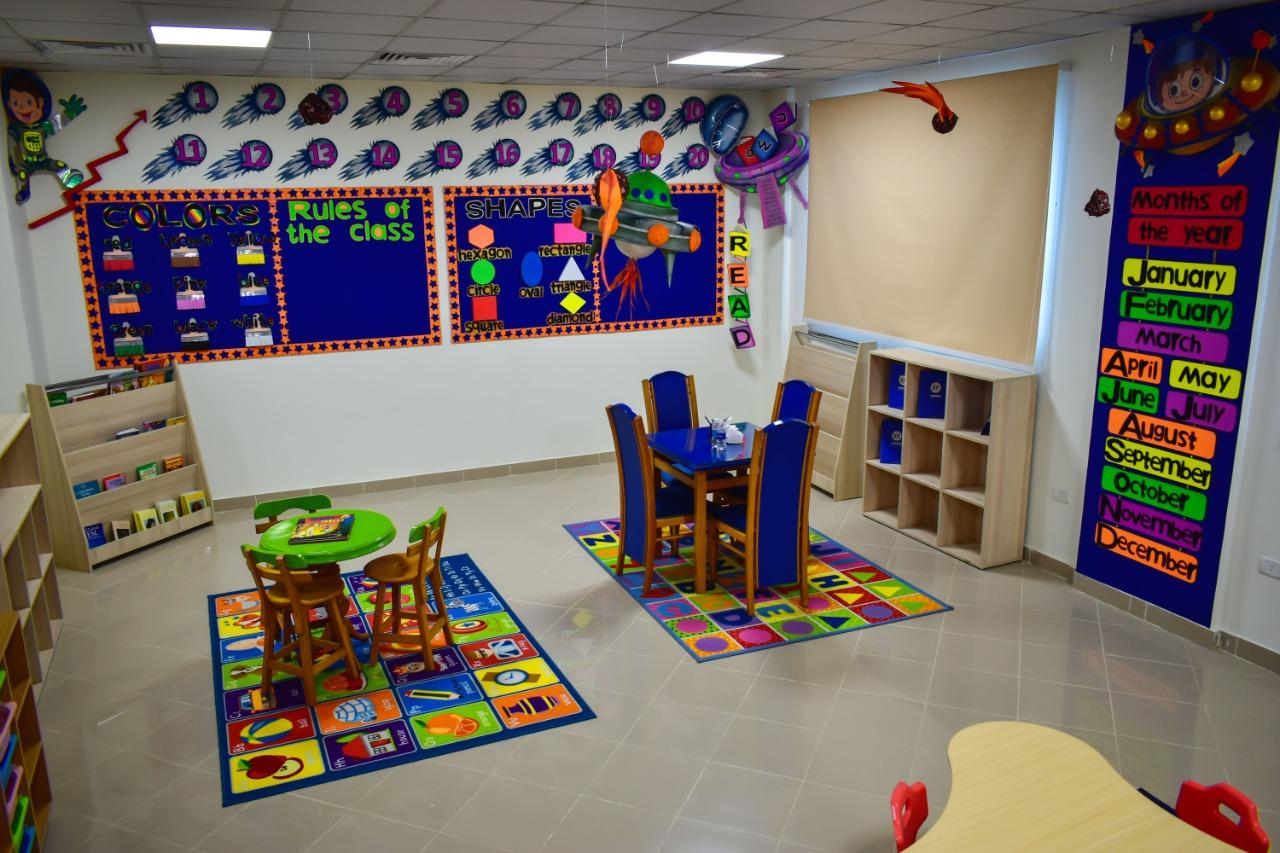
888 363 906 410
879 418 903 465
917 369 947 419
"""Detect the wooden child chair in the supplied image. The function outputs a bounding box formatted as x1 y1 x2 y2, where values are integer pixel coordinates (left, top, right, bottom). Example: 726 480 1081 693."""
1176 780 1270 852
363 507 454 669
772 379 822 424
241 546 361 707
253 493 333 534
642 370 698 432
891 781 929 850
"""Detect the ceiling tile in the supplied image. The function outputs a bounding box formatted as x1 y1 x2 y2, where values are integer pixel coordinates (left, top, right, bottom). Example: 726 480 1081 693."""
884 44 974 59
801 41 905 58
258 61 360 74
757 54 848 68
1019 12 1136 34
515 25 625 46
403 19 534 40
6 20 150 42
547 5 697 30
485 42 594 58
834 0 986 25
621 31 737 50
579 46 682 63
721 37 841 53
269 32 391 51
459 55 558 70
946 30 1049 48
554 58 649 73
665 13 804 37
290 0 432 12
155 45 267 59
1116 0 1253 16
942 6 1079 29
508 68 603 80
1 0 139 25
139 4 281 28
859 25 986 44
767 19 902 39
423 0 575 24
281 11 413 35
158 58 263 72
583 0 727 9
837 56 907 69
433 68 519 82
1014 0 1134 10
262 47 372 62
715 0 875 15
385 36 505 54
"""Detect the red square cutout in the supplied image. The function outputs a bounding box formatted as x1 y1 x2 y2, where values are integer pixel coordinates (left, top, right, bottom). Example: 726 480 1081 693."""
472 295 498 322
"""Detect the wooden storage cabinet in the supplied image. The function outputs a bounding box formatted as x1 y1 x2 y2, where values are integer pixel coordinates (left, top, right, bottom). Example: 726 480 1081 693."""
0 612 52 852
25 369 214 573
863 348 1036 569
0 418 62 693
782 329 876 500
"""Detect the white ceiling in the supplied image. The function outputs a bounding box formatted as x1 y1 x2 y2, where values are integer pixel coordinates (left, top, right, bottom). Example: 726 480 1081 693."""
0 0 1260 88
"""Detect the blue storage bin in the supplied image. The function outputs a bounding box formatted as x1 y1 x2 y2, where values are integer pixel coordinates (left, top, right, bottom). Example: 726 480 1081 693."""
887 362 906 410
879 418 903 465
917 369 947 419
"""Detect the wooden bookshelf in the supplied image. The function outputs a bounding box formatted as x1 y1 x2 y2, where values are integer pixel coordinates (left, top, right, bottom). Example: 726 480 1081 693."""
782 329 876 500
863 348 1036 569
0 417 62 695
0 612 52 852
25 368 213 572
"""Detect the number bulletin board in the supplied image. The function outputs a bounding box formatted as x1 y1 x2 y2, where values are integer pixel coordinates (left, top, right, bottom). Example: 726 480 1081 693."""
73 186 440 368
444 184 724 343
1075 3 1280 626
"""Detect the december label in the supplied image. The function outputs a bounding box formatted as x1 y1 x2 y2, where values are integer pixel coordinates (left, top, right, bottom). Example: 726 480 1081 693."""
1093 522 1198 583
1121 258 1236 295
1127 217 1243 250
1119 291 1232 330
1101 465 1207 520
1102 436 1212 489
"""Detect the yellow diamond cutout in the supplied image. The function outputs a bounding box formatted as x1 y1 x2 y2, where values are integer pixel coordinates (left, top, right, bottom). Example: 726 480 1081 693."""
560 292 586 313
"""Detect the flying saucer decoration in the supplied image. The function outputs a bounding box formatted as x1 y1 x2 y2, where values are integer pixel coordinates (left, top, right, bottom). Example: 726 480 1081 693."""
570 131 703 317
1113 25 1279 176
711 100 810 229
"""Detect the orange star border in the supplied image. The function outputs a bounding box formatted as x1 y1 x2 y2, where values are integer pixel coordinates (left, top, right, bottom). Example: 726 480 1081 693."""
443 183 726 344
74 186 442 369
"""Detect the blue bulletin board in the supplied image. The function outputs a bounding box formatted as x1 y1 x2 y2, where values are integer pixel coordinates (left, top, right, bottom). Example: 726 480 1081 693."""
444 184 723 343
1075 3 1280 626
74 186 440 368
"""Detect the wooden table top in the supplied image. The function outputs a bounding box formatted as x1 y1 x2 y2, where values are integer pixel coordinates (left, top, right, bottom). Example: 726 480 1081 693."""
911 721 1235 852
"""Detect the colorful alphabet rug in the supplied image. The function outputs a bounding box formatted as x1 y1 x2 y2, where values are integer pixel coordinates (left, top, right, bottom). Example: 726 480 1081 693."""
208 553 594 805
565 520 951 661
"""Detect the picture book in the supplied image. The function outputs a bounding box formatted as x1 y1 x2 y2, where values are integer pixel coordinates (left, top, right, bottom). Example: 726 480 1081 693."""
84 523 107 549
73 480 102 500
132 507 161 531
155 500 179 523
115 427 141 440
141 419 167 432
102 472 128 491
165 415 188 427
289 514 355 545
162 454 184 473
136 462 160 480
179 490 207 515
110 520 132 540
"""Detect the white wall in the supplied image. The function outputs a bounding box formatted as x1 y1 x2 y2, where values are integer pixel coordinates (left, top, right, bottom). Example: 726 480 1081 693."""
9 75 785 496
0 184 42 413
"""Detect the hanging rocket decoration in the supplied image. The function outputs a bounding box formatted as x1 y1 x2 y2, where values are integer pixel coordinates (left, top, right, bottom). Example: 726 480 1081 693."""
570 131 703 315
880 81 959 133
288 84 347 129
706 98 810 229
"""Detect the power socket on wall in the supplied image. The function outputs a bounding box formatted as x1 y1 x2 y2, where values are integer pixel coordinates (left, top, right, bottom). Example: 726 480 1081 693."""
1260 557 1280 581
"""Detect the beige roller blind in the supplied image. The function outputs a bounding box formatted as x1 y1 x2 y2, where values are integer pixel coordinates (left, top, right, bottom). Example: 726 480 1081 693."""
804 65 1059 365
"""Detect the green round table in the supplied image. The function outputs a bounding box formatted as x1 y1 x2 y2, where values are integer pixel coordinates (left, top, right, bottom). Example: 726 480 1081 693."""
258 508 397 564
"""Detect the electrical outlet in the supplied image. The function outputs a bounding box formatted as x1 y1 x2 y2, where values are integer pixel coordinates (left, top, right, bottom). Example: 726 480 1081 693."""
1260 557 1280 581
1052 487 1069 505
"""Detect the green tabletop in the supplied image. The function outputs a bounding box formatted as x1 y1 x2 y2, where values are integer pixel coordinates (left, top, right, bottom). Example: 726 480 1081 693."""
258 509 396 564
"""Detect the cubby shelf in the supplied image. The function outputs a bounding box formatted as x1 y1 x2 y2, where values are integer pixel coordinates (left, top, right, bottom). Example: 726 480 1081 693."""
25 368 213 572
863 348 1037 569
0 417 63 700
0 612 53 852
783 330 877 500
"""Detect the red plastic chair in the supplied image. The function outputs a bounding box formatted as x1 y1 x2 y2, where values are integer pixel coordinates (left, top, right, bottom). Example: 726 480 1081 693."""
1175 781 1270 853
891 781 929 851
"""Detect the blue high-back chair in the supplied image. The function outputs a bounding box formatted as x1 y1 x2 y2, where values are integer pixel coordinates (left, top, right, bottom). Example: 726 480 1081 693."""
642 371 698 433
709 418 817 615
606 404 696 593
772 379 822 424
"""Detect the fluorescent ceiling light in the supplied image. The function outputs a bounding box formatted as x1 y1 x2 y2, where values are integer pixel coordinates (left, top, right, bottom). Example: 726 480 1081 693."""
670 51 782 67
150 26 272 48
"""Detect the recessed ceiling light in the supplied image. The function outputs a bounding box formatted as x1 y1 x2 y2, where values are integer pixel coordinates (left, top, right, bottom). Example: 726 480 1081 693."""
150 26 272 48
670 51 782 68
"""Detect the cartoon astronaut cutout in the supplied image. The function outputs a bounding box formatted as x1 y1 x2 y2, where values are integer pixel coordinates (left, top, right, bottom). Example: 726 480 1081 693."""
3 68 87 204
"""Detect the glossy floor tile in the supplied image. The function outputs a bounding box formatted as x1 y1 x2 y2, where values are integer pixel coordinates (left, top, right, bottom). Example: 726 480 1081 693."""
41 462 1280 851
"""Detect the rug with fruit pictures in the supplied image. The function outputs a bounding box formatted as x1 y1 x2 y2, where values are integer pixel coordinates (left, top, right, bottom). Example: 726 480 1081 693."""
208 553 594 805
565 519 951 661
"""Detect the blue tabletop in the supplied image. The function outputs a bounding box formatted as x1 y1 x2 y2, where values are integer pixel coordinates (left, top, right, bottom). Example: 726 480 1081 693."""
649 423 758 472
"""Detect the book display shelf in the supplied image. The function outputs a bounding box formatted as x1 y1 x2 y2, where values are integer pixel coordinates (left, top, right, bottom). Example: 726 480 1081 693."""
25 365 213 572
863 347 1037 569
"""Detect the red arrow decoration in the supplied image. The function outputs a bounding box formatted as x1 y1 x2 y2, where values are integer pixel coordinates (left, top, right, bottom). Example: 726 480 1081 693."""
28 109 147 230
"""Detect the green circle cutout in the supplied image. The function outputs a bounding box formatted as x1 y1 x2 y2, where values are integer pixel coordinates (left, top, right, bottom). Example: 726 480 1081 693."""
471 259 496 285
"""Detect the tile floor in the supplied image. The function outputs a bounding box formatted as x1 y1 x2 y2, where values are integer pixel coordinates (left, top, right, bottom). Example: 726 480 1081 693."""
41 461 1280 852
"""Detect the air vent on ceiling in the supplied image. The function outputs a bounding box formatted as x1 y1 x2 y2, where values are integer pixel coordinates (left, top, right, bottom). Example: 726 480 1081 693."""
373 52 473 67
36 40 150 56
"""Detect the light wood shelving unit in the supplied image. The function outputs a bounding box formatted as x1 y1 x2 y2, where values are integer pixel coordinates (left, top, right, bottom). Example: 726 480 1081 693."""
782 329 876 500
25 369 213 573
863 347 1036 569
0 417 62 695
0 611 52 852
